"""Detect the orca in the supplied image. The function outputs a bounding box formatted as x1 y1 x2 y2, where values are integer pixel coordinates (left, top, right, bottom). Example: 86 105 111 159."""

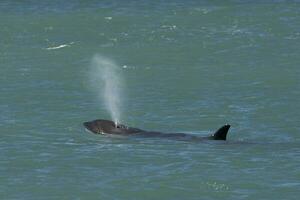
83 119 231 141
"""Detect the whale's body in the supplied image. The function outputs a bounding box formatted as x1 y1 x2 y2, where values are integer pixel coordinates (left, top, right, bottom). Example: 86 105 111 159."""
83 119 231 141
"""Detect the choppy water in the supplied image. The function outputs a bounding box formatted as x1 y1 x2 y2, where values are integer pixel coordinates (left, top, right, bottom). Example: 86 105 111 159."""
1 1 300 199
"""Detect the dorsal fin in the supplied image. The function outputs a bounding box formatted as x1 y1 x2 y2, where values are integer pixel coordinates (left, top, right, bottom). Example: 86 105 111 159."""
213 124 230 140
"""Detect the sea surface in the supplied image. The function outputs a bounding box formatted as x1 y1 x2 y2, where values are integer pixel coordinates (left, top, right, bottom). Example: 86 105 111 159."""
1 1 300 199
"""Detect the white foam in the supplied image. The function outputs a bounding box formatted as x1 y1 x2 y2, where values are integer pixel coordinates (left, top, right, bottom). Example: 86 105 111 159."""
45 42 74 50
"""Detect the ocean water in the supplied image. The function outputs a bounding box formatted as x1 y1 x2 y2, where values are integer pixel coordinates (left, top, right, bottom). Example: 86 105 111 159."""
1 1 300 199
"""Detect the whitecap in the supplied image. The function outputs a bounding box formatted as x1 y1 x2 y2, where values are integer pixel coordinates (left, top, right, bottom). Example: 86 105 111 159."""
45 42 74 50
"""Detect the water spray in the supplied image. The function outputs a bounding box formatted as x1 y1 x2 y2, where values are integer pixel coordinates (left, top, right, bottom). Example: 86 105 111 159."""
90 55 124 124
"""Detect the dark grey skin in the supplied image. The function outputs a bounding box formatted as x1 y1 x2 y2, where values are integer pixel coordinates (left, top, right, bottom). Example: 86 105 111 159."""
83 119 231 141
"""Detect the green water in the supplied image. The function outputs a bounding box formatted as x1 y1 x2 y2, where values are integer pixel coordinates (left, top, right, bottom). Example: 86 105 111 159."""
1 1 300 199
